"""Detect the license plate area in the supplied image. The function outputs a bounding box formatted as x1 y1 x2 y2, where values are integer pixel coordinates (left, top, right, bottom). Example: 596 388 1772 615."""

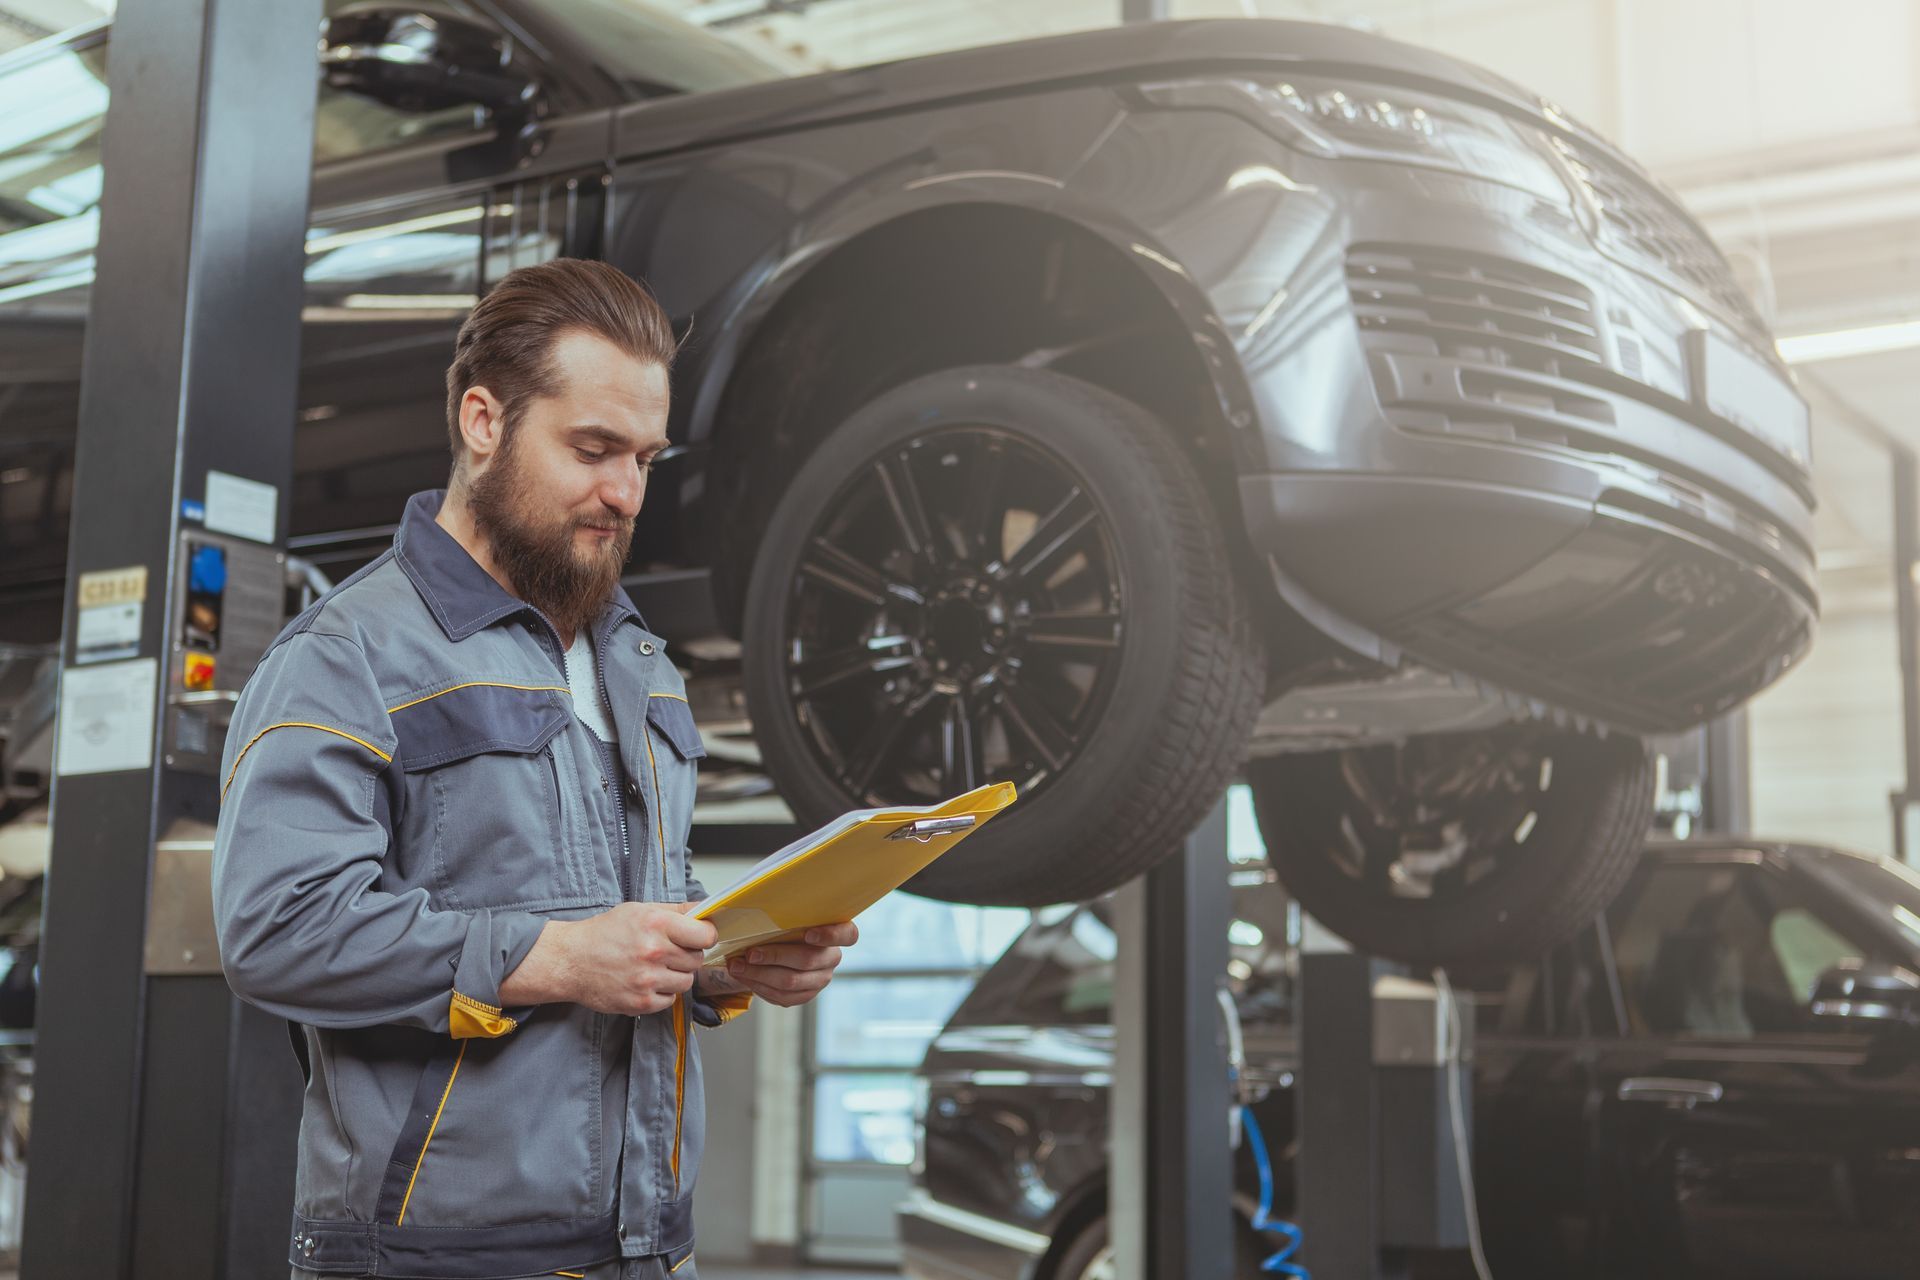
1688 329 1811 468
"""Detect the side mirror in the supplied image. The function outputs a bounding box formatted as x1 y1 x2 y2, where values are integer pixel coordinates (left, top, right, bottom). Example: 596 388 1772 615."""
320 6 537 117
1809 960 1920 1031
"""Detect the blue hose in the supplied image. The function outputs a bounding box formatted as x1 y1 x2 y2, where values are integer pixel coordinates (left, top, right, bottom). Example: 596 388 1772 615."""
1240 1104 1309 1278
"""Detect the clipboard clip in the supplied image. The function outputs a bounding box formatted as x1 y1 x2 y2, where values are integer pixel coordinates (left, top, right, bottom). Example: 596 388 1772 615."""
886 815 977 843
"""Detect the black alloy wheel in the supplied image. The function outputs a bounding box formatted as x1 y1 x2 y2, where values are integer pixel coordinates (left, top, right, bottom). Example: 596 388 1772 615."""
743 365 1265 907
781 425 1125 809
1247 725 1654 965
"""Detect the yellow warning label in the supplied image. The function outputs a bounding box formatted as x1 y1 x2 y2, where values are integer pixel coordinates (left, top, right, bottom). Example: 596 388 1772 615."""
77 565 148 609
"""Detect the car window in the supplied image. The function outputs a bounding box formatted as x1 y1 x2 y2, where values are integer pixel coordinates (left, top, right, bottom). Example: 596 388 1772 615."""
314 1 498 164
1769 908 1857 1003
1003 907 1115 1026
1609 860 1875 1039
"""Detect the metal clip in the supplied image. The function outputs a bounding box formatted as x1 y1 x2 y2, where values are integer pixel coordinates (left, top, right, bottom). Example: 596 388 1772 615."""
885 815 977 843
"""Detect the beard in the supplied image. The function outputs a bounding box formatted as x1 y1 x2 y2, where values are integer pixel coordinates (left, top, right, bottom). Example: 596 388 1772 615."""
466 435 634 637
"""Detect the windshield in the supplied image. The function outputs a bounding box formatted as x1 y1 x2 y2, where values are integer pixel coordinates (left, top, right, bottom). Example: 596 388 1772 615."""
532 0 790 95
1803 848 1920 958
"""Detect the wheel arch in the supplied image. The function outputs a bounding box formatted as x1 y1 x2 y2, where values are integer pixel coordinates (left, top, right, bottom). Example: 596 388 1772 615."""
682 198 1269 636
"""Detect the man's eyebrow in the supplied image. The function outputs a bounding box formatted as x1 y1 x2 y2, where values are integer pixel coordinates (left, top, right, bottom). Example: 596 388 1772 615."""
569 424 668 453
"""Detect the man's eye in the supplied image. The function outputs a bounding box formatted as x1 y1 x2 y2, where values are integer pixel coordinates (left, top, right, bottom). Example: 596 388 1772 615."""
576 449 605 462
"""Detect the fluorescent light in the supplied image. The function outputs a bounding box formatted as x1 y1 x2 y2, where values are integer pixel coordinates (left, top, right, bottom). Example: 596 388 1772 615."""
1776 318 1920 364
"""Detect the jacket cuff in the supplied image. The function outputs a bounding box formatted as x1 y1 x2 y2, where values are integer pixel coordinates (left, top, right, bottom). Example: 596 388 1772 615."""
449 910 548 1038
689 988 753 1028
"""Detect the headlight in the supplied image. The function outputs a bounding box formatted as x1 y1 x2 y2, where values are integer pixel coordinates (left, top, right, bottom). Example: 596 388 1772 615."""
1142 75 1571 203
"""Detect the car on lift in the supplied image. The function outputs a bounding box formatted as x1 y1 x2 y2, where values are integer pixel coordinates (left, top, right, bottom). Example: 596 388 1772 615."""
0 0 1813 958
901 838 1920 1280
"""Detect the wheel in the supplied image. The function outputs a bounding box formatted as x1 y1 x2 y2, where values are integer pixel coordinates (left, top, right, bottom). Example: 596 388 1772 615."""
1247 725 1654 965
1051 1217 1113 1280
741 365 1265 906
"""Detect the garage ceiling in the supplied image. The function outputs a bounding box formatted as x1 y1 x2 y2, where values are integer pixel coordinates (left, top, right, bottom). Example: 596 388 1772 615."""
6 0 1915 581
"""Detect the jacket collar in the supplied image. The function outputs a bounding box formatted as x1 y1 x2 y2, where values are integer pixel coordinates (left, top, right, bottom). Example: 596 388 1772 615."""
393 489 645 643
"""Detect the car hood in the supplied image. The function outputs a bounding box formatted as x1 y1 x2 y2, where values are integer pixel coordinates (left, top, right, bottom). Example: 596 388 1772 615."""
613 17 1628 173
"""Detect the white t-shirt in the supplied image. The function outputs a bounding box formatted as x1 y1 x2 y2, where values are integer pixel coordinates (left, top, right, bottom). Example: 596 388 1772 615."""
563 630 618 744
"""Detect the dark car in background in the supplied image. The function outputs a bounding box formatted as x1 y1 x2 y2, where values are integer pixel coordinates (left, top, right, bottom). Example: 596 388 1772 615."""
0 2 1811 956
902 839 1920 1280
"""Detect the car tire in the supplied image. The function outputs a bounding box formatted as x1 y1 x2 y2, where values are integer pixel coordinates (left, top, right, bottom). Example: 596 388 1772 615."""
741 364 1265 906
1051 1217 1112 1280
1247 725 1654 965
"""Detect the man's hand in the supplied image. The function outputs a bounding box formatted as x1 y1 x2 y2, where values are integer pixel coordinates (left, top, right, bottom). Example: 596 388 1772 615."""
501 902 717 1016
698 921 858 1009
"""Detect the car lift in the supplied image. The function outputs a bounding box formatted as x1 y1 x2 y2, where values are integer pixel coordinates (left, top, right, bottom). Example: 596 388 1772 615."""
23 0 321 1276
1109 797 1475 1280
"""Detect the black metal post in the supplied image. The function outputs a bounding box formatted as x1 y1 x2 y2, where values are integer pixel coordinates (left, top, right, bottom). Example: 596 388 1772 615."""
1892 448 1920 863
22 0 319 1275
1111 798 1233 1280
1701 709 1751 835
1298 952 1393 1280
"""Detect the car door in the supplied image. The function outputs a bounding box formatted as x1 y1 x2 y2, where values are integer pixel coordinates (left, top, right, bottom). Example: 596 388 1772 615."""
1587 849 1920 1280
1468 934 1621 1277
0 27 109 642
291 0 612 571
0 3 617 619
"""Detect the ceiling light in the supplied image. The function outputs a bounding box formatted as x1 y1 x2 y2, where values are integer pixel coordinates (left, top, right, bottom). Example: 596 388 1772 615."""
1776 318 1920 364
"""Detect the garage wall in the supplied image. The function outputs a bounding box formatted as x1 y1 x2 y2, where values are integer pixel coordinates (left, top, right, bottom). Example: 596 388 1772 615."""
1748 598 1905 858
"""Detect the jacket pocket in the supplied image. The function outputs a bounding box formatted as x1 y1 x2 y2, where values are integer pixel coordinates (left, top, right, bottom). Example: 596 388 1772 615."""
391 682 581 909
643 695 705 901
373 1003 603 1232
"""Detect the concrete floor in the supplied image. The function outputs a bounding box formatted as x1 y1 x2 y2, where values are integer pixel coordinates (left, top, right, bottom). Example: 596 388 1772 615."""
0 1270 893 1279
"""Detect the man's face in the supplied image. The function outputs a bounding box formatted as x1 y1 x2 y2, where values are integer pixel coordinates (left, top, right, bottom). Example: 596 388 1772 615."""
464 330 671 633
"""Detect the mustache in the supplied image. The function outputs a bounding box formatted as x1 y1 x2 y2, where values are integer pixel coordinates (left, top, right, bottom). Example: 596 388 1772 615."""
573 513 633 535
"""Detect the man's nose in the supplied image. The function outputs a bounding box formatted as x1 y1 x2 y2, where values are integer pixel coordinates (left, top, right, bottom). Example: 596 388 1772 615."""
601 460 646 518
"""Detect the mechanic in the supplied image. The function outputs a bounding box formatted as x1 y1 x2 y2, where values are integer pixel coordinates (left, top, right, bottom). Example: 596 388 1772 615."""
211 259 856 1280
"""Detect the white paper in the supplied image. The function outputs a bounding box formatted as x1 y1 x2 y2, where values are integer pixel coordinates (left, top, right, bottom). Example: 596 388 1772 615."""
56 658 158 776
74 601 142 662
204 470 279 544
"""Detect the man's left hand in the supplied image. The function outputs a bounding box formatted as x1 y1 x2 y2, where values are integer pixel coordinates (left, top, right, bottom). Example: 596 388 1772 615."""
702 921 858 1008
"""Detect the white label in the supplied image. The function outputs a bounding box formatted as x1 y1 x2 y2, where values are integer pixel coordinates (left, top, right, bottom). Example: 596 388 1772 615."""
55 658 158 776
75 600 143 663
204 471 279 544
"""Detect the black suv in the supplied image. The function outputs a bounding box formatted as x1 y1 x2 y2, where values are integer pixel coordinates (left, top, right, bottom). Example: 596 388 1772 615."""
0 3 1813 957
904 840 1920 1280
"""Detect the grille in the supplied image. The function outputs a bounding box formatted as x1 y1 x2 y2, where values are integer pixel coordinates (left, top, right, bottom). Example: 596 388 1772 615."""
1557 140 1768 337
1347 245 1604 375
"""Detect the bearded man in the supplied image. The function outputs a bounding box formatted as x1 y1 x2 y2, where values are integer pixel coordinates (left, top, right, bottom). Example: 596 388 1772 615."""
212 259 855 1280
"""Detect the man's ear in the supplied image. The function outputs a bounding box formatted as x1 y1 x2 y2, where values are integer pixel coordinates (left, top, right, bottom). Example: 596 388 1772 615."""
457 386 508 467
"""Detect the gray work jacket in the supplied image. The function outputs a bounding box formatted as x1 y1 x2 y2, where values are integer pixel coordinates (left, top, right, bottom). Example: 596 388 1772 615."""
212 490 748 1278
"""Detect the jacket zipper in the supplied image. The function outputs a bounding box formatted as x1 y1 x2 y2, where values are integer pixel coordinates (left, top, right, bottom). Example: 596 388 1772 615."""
591 621 635 902
586 731 632 901
611 628 694 1193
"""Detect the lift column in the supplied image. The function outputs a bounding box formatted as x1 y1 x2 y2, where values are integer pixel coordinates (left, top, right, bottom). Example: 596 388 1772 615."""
21 0 320 1275
1111 797 1235 1280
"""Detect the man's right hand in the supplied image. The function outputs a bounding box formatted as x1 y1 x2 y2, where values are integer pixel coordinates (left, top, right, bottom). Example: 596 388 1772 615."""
500 902 718 1016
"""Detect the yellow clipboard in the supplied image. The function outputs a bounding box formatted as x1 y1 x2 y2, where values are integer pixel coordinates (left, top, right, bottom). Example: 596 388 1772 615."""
693 781 1017 966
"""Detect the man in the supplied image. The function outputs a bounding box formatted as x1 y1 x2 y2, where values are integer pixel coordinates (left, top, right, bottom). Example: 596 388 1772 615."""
212 259 854 1280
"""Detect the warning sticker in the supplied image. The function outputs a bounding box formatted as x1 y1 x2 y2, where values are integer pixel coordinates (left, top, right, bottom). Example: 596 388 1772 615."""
75 565 148 664
56 657 158 776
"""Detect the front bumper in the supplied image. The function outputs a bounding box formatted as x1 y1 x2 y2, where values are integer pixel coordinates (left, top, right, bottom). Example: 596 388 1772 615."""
1222 154 1816 735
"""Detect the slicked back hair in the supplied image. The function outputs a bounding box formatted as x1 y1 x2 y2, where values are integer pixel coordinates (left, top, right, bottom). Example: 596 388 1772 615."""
444 259 676 473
